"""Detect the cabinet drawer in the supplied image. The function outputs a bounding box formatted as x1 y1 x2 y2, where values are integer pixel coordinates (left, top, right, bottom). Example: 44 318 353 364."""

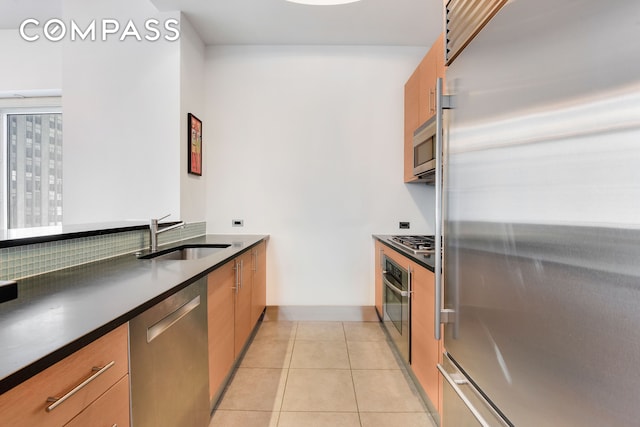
0 323 129 427
65 375 130 427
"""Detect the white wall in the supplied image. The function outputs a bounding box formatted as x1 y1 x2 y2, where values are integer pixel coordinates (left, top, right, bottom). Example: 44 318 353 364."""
179 14 206 223
62 0 182 224
205 45 434 306
0 29 62 93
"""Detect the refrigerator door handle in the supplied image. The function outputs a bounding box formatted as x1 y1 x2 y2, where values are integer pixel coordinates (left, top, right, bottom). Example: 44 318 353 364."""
435 77 454 340
440 308 455 324
438 363 493 427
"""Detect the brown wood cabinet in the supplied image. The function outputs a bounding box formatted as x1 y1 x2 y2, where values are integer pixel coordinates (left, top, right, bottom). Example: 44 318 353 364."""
411 261 442 417
0 324 129 427
207 240 268 405
374 241 442 416
250 240 267 327
404 66 422 183
404 33 446 183
234 250 253 357
64 375 130 427
207 258 236 403
374 240 384 318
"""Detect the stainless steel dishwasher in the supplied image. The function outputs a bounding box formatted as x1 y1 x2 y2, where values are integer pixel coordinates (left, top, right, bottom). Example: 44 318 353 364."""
130 277 209 427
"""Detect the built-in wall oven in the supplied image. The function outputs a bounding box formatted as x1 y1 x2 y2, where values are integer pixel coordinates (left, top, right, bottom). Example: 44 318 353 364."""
382 254 411 363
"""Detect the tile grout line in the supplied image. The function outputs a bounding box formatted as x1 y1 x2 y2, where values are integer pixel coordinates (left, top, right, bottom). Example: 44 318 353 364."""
211 316 436 426
343 321 365 427
273 321 298 427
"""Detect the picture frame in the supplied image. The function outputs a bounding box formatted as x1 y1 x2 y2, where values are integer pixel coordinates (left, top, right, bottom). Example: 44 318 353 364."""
188 113 202 176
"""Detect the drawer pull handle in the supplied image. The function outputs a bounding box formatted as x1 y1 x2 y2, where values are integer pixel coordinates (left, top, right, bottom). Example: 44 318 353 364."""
46 361 116 412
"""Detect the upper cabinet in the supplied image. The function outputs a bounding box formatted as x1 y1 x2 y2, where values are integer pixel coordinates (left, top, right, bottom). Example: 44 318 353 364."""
404 33 446 183
404 67 422 183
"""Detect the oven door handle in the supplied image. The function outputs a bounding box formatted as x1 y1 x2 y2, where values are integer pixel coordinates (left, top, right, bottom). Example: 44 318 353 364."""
383 275 410 297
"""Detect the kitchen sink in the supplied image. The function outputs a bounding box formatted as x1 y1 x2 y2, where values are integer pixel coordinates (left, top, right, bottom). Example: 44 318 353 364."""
138 244 231 261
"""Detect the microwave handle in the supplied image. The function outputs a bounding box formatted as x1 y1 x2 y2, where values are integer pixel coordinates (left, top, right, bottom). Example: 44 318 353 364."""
434 77 454 340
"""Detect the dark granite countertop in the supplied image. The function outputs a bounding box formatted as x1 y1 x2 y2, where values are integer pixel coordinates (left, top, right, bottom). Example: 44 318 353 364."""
0 234 268 395
372 235 436 272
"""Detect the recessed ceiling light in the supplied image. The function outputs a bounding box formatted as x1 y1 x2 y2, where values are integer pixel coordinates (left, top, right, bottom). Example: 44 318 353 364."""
286 0 361 5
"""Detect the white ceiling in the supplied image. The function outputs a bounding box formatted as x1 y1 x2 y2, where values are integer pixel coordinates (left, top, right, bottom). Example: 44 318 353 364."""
152 0 443 46
0 0 443 47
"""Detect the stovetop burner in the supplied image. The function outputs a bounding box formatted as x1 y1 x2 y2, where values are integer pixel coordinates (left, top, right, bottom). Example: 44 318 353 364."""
389 235 435 255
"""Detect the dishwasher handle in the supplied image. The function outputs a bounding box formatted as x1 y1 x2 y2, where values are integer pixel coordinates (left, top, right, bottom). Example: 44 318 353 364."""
147 295 201 342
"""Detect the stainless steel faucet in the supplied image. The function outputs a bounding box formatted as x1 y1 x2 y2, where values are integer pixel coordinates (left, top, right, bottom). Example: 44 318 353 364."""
149 214 185 252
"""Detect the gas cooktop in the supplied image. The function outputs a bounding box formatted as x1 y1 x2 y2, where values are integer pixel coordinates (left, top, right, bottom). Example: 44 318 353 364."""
388 235 435 255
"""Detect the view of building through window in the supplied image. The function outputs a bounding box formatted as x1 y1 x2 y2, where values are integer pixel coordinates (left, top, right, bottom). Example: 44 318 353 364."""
7 113 63 228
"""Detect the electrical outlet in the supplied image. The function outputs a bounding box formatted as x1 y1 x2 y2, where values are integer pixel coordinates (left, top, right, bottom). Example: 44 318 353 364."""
399 222 410 229
232 219 244 227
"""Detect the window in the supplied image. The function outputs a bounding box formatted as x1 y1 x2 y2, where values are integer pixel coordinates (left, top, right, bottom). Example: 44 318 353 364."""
2 109 63 229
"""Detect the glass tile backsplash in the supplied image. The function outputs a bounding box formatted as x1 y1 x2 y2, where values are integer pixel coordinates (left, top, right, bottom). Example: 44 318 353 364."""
0 222 206 281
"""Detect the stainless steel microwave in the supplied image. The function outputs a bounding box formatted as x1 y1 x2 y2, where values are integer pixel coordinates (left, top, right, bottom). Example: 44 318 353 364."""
412 114 437 180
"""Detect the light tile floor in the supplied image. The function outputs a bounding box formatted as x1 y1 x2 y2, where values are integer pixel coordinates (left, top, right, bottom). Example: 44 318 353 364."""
209 307 437 427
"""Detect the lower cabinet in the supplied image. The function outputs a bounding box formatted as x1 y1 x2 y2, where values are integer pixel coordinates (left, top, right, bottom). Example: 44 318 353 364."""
411 262 442 417
374 240 384 318
1 239 269 424
65 375 130 427
234 250 254 357
375 241 442 416
0 323 130 427
250 241 267 327
207 240 268 405
207 259 236 403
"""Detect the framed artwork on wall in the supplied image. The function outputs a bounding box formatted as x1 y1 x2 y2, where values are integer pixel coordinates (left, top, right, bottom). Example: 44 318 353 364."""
188 113 202 176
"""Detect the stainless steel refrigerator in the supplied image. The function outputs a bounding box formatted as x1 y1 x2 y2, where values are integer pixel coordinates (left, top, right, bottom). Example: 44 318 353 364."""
436 0 640 425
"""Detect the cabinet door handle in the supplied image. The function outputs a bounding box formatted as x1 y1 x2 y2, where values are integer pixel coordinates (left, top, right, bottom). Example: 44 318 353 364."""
240 259 244 289
252 249 257 272
233 260 239 294
46 361 116 412
430 88 435 113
